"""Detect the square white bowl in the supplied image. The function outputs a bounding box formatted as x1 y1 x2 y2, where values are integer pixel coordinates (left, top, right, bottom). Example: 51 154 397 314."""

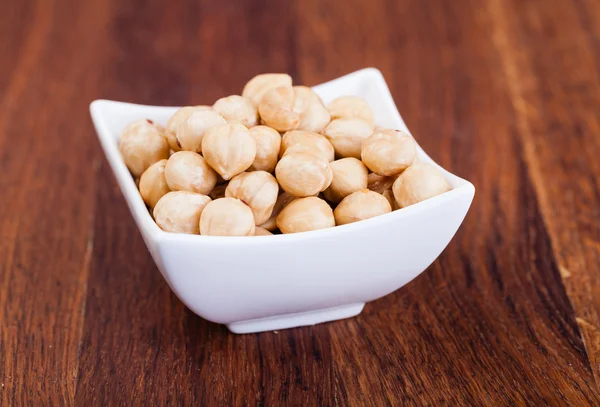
90 68 475 334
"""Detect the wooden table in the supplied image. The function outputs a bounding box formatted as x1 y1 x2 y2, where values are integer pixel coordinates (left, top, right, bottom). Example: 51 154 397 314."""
2 0 599 405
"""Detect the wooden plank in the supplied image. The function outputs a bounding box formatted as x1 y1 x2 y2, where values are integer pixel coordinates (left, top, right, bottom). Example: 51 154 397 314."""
0 0 109 404
485 0 600 383
294 0 600 404
73 0 335 405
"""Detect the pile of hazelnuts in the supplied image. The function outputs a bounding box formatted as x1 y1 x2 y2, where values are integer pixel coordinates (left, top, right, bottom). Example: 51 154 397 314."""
118 73 452 236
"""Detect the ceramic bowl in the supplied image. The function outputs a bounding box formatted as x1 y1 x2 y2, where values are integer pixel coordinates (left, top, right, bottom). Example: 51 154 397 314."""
90 68 475 334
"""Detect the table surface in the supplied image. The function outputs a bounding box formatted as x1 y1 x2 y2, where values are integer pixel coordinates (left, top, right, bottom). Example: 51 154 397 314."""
2 0 600 405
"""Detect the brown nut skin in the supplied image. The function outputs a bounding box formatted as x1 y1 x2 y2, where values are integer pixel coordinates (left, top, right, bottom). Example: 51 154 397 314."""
199 197 255 236
392 163 452 208
119 119 170 177
248 125 281 173
277 197 335 234
294 86 331 132
176 109 226 153
280 130 335 162
323 158 369 203
259 192 297 231
275 152 333 197
213 95 259 128
254 226 273 236
242 73 293 106
153 191 211 234
225 171 279 225
164 151 218 195
361 129 417 176
326 95 375 126
208 183 228 200
334 189 392 226
367 173 398 193
139 159 170 208
201 123 257 180
382 189 399 210
258 86 302 132
322 118 373 159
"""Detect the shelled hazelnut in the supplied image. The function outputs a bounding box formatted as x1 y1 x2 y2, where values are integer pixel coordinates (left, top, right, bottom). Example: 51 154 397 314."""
322 118 373 159
361 129 416 176
119 119 169 177
225 171 279 225
334 190 391 225
323 158 368 203
277 197 335 234
176 109 226 153
275 152 332 197
153 191 211 234
200 198 255 236
164 151 217 195
201 123 257 180
392 163 451 208
139 159 170 208
213 95 259 128
121 73 454 236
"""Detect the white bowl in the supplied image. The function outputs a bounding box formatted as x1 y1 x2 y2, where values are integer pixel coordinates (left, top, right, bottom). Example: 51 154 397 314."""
90 68 475 334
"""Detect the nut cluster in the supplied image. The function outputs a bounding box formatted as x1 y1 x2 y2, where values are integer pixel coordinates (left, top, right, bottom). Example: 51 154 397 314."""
119 73 452 236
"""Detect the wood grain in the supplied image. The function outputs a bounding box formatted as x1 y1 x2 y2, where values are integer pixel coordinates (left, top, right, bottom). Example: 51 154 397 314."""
1 0 599 405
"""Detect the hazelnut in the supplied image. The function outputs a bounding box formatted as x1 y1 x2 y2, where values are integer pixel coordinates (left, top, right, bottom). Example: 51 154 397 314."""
201 123 257 180
259 192 297 231
367 173 398 193
327 95 375 126
299 103 330 133
213 95 259 128
277 197 335 234
293 86 322 105
254 226 273 236
176 109 226 153
242 73 293 105
119 119 169 177
323 158 368 203
392 163 452 207
258 86 302 132
280 130 335 162
164 151 217 195
153 191 211 234
361 129 417 176
225 171 279 225
199 198 255 236
165 107 196 152
334 190 391 225
294 86 330 132
275 152 333 197
322 118 373 159
248 125 281 173
139 159 170 208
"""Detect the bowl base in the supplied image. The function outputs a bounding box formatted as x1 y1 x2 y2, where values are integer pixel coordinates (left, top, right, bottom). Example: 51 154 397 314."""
227 303 365 334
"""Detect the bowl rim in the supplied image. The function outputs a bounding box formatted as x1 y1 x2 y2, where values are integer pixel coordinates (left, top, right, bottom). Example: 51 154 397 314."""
90 67 475 245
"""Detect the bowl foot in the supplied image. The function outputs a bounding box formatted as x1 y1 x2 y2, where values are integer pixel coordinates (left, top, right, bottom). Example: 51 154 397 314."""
227 303 365 334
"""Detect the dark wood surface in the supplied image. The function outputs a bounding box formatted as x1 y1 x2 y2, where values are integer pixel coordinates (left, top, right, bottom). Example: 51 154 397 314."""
1 0 599 405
